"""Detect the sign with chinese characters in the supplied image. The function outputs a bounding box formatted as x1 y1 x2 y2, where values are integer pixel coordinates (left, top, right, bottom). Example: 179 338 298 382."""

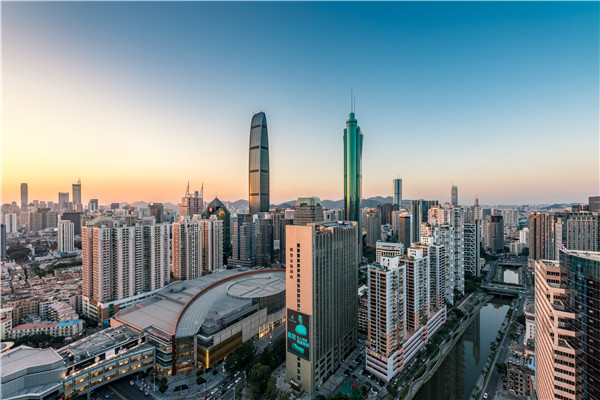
287 309 310 361
367 348 388 363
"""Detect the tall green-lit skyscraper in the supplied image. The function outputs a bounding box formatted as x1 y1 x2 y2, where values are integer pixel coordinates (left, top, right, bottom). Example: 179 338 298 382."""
343 109 363 251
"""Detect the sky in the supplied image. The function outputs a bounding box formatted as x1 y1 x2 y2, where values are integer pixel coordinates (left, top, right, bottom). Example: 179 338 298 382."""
2 1 598 206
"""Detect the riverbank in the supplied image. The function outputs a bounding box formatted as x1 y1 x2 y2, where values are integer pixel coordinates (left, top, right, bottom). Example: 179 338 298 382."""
406 292 493 400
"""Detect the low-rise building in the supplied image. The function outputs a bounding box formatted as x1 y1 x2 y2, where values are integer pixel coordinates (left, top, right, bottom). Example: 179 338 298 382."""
9 320 83 339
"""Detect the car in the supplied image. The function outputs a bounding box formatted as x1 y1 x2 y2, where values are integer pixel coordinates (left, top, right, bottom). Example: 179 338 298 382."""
227 383 233 390
483 393 488 399
129 381 134 386
104 393 110 399
144 391 150 397
235 377 241 383
139 386 145 392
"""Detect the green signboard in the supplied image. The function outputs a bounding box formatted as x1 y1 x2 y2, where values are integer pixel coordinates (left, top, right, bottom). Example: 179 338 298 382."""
287 309 310 360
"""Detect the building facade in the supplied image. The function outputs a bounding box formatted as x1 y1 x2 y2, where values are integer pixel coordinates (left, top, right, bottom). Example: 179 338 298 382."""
343 111 363 251
172 216 203 281
285 222 358 394
249 112 270 214
58 220 75 252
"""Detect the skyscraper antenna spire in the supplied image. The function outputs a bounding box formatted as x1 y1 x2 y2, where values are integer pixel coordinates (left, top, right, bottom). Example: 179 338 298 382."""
185 181 190 196
200 182 204 198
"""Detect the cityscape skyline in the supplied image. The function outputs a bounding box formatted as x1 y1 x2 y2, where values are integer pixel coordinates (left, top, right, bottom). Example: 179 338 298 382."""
2 2 598 205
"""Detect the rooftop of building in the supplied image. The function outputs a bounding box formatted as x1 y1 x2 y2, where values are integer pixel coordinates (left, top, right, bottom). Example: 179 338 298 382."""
1 345 63 380
114 268 285 339
562 249 600 262
296 197 321 207
57 325 142 362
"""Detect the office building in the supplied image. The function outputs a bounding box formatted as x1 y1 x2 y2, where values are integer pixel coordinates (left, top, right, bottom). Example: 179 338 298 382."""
375 241 404 263
29 208 58 231
256 217 274 267
180 183 204 217
172 216 203 281
229 213 256 268
366 209 382 247
4 213 18 234
473 197 481 222
393 211 412 251
58 220 75 252
81 216 170 324
451 185 458 206
410 200 423 244
72 179 82 206
149 202 164 224
58 192 69 211
535 250 600 400
60 212 83 235
294 197 324 226
202 197 231 264
484 215 504 253
249 112 270 214
343 109 363 252
285 222 358 394
199 216 224 273
20 183 28 209
393 178 402 206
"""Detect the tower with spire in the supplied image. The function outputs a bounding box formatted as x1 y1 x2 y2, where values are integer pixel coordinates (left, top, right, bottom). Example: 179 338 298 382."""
180 182 204 217
343 92 363 258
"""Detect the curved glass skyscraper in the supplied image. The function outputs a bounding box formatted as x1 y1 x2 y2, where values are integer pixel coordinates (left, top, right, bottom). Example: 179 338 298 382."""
249 112 270 214
344 112 363 228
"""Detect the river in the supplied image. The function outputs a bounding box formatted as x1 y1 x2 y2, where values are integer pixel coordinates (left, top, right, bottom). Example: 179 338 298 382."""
414 298 512 400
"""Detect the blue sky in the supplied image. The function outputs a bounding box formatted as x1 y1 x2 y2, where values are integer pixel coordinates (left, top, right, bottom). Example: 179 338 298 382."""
2 1 598 205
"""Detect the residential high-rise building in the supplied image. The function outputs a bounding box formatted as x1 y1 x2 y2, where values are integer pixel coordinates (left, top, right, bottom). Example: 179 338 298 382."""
285 222 358 394
0 224 6 259
172 216 203 280
451 185 458 206
202 198 231 264
81 217 170 322
473 197 481 222
535 251 600 400
58 220 75 252
375 241 404 264
180 183 204 217
88 199 99 211
58 192 69 211
249 112 270 214
410 200 423 244
199 217 224 273
229 213 256 268
4 213 18 234
501 209 519 227
29 208 58 231
20 183 28 209
365 251 446 382
294 197 324 226
366 209 382 247
72 179 82 206
529 212 552 261
343 110 363 252
464 221 481 276
394 179 402 206
565 213 598 251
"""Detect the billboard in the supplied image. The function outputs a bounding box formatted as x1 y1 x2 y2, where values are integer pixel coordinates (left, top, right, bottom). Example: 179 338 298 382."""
287 309 310 360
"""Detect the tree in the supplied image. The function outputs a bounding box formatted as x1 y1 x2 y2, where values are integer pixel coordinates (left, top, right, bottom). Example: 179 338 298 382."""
7 246 30 262
495 362 508 376
159 377 168 387
516 313 526 326
225 341 256 372
196 377 206 385
266 377 279 400
520 247 529 257
248 363 272 400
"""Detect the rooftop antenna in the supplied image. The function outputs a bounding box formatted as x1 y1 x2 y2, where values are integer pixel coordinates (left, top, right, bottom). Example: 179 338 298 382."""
78 177 81 185
185 181 190 196
200 183 204 199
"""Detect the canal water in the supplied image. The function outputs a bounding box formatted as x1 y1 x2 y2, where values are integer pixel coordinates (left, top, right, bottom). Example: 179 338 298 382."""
414 298 512 400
